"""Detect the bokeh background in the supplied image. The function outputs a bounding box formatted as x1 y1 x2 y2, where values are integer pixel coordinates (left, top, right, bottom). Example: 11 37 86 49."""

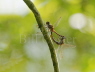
0 0 95 72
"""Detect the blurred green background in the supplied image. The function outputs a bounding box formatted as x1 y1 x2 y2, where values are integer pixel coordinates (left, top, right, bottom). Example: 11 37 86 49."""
0 0 95 72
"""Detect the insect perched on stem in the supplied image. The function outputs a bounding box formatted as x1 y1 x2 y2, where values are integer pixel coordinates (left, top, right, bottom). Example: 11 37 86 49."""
46 20 76 59
46 21 75 46
46 17 65 45
46 21 66 59
46 21 67 47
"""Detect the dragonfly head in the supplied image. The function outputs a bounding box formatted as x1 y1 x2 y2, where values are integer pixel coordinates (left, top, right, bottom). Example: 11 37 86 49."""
46 21 50 25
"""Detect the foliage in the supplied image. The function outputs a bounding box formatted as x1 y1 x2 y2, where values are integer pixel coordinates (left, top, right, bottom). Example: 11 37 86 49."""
0 0 95 72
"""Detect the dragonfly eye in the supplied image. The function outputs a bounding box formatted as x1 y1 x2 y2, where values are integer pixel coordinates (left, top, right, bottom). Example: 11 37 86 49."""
46 22 50 25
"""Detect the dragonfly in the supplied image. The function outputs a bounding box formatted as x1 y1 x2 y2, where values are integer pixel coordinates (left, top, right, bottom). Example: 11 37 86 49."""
46 20 75 46
45 17 76 59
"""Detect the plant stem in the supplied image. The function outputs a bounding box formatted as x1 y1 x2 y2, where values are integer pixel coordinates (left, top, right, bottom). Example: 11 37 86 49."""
23 0 60 72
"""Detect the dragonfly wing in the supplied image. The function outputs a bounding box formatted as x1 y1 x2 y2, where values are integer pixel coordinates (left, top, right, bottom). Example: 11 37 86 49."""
54 17 62 28
56 45 63 60
61 44 76 49
57 44 76 60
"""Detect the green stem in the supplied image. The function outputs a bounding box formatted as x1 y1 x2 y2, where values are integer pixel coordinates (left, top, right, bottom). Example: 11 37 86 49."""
23 0 60 72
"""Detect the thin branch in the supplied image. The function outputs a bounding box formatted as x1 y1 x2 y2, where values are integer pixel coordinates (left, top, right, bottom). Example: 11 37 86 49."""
23 0 60 72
